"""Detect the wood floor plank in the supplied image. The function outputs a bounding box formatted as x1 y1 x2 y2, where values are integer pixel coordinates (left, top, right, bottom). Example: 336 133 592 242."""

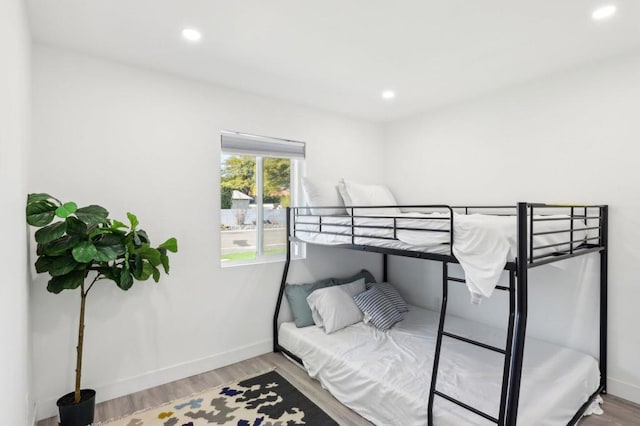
580 394 640 425
37 353 639 425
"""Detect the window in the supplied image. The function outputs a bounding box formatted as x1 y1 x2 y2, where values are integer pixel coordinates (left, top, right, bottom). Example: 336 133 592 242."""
220 131 305 265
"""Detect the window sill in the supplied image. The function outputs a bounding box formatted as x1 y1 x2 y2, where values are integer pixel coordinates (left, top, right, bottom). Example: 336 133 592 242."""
220 256 305 268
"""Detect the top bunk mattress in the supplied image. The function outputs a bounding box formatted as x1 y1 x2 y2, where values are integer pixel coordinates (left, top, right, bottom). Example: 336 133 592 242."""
294 212 590 301
279 305 600 426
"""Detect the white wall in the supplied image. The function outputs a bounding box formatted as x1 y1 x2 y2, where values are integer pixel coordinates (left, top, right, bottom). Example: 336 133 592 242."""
384 50 640 403
0 0 32 423
30 46 385 419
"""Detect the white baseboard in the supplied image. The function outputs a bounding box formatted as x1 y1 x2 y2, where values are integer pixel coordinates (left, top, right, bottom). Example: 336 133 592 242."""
36 339 272 421
607 377 640 404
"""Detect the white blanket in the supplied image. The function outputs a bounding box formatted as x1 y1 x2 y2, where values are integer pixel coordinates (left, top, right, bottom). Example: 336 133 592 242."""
295 212 587 302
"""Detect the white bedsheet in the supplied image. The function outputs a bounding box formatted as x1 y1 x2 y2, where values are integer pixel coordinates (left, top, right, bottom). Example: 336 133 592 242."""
279 306 600 426
295 213 587 302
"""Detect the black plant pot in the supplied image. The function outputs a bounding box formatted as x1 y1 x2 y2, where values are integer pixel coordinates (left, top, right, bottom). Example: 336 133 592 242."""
56 389 96 426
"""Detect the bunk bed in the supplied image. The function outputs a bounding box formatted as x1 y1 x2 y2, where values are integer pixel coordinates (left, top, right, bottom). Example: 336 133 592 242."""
273 202 607 425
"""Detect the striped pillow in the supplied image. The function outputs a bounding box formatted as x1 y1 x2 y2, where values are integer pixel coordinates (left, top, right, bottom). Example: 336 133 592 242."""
366 282 409 313
353 287 403 331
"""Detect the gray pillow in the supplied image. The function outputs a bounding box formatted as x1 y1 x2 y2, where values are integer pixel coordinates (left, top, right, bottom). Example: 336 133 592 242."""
334 269 376 286
353 287 403 331
366 282 409 313
285 278 334 327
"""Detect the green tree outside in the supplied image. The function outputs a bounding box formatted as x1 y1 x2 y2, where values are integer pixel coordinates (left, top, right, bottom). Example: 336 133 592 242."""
220 187 233 209
220 155 290 207
220 155 256 196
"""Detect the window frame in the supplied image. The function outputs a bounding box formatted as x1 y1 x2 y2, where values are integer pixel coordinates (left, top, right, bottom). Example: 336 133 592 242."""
220 132 305 267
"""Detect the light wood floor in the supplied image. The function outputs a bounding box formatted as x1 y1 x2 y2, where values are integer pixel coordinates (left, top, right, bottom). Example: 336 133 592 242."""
38 352 639 425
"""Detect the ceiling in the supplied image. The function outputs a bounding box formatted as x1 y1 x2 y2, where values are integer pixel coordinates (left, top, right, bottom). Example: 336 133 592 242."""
27 0 640 122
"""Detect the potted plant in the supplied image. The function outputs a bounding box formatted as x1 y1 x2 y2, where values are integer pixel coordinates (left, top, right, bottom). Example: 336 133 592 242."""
26 193 178 426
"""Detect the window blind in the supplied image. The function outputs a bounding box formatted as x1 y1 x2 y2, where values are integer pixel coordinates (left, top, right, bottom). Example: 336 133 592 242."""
221 131 305 159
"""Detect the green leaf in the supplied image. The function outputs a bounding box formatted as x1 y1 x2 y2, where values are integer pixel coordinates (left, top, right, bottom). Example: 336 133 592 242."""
72 241 98 263
55 202 78 218
158 237 178 253
34 221 67 244
93 233 125 262
35 256 54 273
137 229 150 244
135 262 154 281
48 255 81 277
28 193 56 204
95 233 126 252
133 231 142 247
42 235 79 256
151 265 160 282
46 270 85 294
159 249 170 274
65 217 88 237
46 278 64 294
89 227 116 239
131 253 142 278
137 245 161 266
75 205 109 226
127 212 139 230
111 220 127 230
124 240 132 262
26 200 57 227
96 266 117 282
118 267 133 290
93 246 119 262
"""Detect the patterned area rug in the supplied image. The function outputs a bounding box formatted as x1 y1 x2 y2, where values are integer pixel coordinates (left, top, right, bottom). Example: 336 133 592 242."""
98 370 338 426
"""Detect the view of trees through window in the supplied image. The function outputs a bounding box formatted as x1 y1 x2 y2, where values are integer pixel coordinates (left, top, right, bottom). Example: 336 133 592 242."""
220 154 291 263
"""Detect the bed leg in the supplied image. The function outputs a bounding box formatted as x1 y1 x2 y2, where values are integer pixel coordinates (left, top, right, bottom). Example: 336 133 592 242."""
600 205 608 393
504 202 530 425
273 207 292 353
428 262 449 425
498 271 517 424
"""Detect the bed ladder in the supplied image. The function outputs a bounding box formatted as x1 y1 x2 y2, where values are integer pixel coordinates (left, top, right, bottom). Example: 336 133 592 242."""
427 262 518 425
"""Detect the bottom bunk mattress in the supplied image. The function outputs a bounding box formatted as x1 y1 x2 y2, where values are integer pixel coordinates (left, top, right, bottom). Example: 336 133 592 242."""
279 305 600 425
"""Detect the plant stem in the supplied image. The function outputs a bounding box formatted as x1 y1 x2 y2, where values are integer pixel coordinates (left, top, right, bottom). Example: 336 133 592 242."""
74 282 86 404
74 274 100 403
85 274 101 295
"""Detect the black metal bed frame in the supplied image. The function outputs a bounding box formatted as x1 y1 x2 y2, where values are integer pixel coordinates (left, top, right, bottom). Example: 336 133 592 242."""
272 202 608 425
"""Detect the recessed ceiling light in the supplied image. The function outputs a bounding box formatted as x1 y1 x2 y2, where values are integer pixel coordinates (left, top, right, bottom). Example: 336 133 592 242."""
182 28 202 42
592 4 617 21
382 90 395 100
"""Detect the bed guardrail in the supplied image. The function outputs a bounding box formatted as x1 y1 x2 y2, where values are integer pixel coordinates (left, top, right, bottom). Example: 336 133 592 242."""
289 203 606 267
293 204 455 255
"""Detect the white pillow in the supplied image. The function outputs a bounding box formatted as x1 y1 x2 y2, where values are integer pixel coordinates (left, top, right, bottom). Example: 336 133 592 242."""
306 278 365 334
341 179 400 216
301 177 346 215
337 180 353 208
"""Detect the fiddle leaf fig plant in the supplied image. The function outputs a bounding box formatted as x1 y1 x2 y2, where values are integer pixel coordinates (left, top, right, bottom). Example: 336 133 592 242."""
26 193 178 404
